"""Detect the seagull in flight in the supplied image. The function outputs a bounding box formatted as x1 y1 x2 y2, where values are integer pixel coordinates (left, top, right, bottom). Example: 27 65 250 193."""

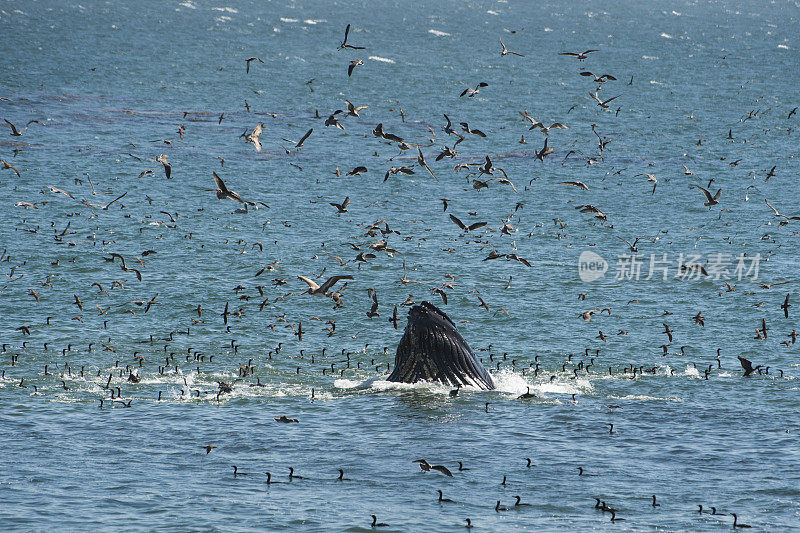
560 49 599 61
499 37 524 56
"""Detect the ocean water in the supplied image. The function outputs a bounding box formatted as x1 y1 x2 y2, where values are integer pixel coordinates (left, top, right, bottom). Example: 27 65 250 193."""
1 0 799 530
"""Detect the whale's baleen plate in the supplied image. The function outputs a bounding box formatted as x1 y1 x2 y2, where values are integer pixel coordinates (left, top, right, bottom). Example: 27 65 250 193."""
388 302 495 390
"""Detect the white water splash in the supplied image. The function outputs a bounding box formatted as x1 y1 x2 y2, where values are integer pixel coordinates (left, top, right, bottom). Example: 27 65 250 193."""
683 365 701 378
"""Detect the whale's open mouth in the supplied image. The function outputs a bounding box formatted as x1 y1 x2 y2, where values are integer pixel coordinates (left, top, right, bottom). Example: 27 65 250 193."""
387 302 495 390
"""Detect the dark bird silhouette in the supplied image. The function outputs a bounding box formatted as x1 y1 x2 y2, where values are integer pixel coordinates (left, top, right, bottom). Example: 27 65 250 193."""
339 24 365 50
580 71 617 83
330 196 350 213
370 515 389 527
437 490 455 503
325 110 345 130
450 214 487 232
346 166 368 176
737 356 761 377
731 513 752 528
535 137 554 161
694 185 721 206
560 49 599 60
245 56 263 73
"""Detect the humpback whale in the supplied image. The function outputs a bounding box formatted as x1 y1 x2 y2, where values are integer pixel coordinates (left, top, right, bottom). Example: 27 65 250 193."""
388 302 495 390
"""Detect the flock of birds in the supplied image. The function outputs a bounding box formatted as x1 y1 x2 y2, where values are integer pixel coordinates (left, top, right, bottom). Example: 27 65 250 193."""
1 16 798 530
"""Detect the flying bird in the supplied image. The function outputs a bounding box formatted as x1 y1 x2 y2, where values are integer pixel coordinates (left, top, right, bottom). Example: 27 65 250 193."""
450 214 487 232
694 185 721 206
460 82 488 98
155 154 171 179
245 122 263 152
560 49 599 60
1 159 21 178
558 181 589 190
344 100 368 117
499 37 524 56
347 59 364 77
580 71 617 83
330 196 350 213
338 24 365 50
245 56 263 73
346 166 367 176
325 111 345 130
297 275 354 297
416 148 438 181
737 356 761 377
589 91 621 109
213 172 248 203
4 118 39 136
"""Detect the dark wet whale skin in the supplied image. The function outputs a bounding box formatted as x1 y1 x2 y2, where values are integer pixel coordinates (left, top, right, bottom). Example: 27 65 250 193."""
388 302 495 390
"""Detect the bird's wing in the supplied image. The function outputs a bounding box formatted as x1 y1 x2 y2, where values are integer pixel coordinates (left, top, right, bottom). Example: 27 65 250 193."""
295 128 313 148
737 355 753 371
213 172 229 194
318 275 354 294
227 190 245 203
432 465 453 476
449 214 466 230
4 119 19 135
696 186 713 202
468 222 488 231
342 196 350 209
764 200 780 216
297 275 320 292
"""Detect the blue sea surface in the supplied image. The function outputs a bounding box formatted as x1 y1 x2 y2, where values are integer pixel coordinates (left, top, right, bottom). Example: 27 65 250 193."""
1 0 799 530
